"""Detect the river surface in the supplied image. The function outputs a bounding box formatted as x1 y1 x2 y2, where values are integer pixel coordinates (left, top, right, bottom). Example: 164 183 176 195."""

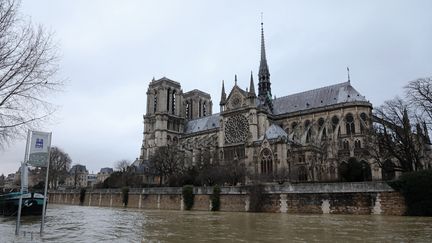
1 204 432 242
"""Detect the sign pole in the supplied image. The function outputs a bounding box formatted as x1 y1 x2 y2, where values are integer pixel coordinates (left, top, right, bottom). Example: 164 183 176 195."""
40 132 52 235
16 130 31 236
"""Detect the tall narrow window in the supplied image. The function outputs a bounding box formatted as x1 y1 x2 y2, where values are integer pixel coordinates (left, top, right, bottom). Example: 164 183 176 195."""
360 113 367 134
190 101 193 119
318 118 325 129
354 140 361 148
346 113 355 135
199 100 202 117
203 102 207 116
186 101 190 118
171 90 176 115
318 118 326 140
343 140 349 150
166 88 170 112
260 148 273 174
153 91 158 113
305 120 311 143
332 116 339 132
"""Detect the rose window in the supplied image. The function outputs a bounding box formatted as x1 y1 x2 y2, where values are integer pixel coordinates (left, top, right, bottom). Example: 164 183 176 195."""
224 115 249 144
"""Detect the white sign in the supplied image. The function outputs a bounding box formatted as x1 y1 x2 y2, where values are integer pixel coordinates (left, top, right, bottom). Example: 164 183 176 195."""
28 131 51 167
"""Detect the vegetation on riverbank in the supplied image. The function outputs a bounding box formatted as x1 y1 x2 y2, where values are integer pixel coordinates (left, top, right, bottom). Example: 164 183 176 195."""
210 185 221 211
389 170 432 216
122 187 129 207
182 185 194 210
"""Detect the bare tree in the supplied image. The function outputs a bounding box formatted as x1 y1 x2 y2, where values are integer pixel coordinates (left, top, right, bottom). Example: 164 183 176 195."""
405 77 432 121
371 97 426 172
0 0 61 146
148 145 186 186
195 148 224 186
48 146 71 189
115 159 131 173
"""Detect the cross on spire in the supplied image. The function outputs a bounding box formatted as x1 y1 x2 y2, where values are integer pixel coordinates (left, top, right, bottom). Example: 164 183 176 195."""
347 67 351 82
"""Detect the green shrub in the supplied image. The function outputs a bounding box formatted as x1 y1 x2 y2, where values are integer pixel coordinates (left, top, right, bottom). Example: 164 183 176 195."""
248 184 265 212
122 187 129 207
79 188 86 205
211 185 221 211
182 185 194 210
389 170 432 216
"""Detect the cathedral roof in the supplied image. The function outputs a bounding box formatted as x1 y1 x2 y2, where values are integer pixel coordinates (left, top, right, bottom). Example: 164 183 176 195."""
272 81 368 115
184 113 220 134
150 77 181 88
259 124 288 140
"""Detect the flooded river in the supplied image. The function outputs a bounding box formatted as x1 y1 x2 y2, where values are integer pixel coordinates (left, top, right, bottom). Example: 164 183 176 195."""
1 204 432 242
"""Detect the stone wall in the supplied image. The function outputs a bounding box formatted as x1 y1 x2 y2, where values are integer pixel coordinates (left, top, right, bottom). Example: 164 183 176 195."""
48 182 406 216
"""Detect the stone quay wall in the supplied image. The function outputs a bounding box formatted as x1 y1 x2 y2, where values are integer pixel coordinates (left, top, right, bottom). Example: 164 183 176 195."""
48 182 406 216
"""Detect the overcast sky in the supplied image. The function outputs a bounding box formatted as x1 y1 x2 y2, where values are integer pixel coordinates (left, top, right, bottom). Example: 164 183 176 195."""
1 0 431 175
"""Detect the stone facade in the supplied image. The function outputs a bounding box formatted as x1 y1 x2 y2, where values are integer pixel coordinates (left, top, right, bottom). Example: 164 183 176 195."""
138 23 388 183
65 164 88 188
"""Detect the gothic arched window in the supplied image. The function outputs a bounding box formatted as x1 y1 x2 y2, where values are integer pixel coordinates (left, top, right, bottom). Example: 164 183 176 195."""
203 102 207 116
318 118 326 140
360 112 368 134
305 120 312 143
332 116 339 130
166 88 171 112
153 91 158 113
346 113 355 135
190 101 193 119
343 140 349 150
291 122 298 130
260 148 273 174
171 90 176 114
318 118 325 129
354 140 361 149
185 101 190 118
199 100 202 117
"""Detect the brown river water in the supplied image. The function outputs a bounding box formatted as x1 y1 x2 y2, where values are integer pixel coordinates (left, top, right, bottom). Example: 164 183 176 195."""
1 204 432 242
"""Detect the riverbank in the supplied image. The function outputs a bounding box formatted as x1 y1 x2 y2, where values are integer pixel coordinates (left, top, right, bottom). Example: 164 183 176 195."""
48 182 406 216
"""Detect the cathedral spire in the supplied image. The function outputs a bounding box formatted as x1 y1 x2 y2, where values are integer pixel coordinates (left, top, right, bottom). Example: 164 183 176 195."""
249 71 256 97
220 80 226 105
258 19 271 99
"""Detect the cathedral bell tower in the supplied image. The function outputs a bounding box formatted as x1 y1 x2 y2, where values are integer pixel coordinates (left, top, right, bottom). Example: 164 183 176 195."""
140 77 185 161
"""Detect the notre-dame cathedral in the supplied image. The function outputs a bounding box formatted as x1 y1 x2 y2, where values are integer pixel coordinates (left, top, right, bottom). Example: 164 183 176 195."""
139 23 380 183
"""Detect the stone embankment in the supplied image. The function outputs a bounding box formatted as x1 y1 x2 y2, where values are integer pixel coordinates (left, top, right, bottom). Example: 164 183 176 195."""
48 182 406 215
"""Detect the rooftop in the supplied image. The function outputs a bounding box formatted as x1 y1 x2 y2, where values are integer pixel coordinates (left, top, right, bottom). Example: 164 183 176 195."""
184 114 220 134
273 81 368 115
